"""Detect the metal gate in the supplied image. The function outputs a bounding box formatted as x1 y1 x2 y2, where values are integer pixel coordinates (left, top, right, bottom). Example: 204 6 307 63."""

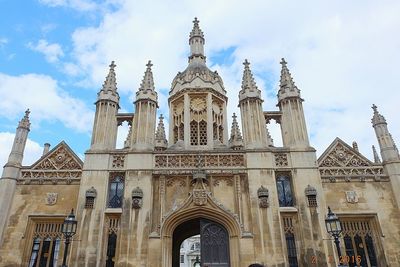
200 219 230 267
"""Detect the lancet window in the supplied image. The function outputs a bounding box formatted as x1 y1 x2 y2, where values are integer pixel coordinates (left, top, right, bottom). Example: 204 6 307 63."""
107 173 125 208
190 96 207 146
276 173 294 207
26 219 63 267
172 99 184 143
340 218 379 267
105 216 120 267
282 215 298 267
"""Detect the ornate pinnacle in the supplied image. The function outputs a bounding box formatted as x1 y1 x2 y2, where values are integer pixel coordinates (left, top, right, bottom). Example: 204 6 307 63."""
18 108 31 130
371 104 386 125
279 58 297 91
139 60 155 91
155 114 167 141
372 145 381 163
229 113 243 149
190 17 204 39
101 61 117 93
241 59 258 91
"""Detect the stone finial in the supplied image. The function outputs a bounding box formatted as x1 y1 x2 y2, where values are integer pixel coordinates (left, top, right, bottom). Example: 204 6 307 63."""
241 59 258 91
43 143 51 155
132 187 143 209
278 58 301 100
190 17 204 39
257 186 269 208
372 145 381 163
352 141 359 152
229 113 243 150
85 186 97 198
102 61 117 93
18 109 31 130
305 185 317 196
155 114 168 150
371 104 386 126
139 60 155 91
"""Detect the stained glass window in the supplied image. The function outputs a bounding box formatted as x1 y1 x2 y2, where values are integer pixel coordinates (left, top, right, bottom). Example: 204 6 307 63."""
276 174 294 207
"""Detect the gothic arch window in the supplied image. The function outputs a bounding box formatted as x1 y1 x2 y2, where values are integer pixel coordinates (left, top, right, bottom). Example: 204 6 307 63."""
26 219 63 267
282 215 298 267
105 216 120 267
190 120 207 146
276 173 294 207
107 174 124 208
341 218 380 267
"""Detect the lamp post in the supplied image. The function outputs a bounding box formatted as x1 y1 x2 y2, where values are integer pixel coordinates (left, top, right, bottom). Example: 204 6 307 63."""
193 255 201 267
61 209 77 267
325 206 344 267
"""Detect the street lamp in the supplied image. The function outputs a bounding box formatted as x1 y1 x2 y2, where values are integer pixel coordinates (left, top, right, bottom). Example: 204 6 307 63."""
193 255 201 267
325 206 344 266
61 209 77 267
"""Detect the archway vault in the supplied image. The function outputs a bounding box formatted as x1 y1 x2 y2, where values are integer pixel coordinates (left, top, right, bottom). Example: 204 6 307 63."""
160 192 242 267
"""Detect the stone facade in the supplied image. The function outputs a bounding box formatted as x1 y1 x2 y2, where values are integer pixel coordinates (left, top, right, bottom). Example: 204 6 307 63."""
0 18 399 267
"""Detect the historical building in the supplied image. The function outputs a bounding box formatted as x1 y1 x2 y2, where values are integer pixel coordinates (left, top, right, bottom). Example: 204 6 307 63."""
0 18 399 267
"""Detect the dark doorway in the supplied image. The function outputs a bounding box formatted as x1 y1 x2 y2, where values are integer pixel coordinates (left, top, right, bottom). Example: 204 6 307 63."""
172 218 230 267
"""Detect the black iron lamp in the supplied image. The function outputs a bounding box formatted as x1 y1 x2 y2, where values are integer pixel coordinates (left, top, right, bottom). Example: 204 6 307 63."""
325 206 345 267
193 255 201 267
61 209 78 267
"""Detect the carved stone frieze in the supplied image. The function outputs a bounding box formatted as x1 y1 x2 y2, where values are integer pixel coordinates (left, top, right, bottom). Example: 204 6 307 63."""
320 141 370 168
154 153 245 169
166 177 187 187
274 153 288 167
112 154 125 168
212 177 233 186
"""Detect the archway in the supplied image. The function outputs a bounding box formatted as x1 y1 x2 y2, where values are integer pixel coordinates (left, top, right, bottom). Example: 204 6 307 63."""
172 218 230 267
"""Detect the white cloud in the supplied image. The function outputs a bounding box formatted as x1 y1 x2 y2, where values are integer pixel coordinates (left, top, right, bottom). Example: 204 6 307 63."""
0 132 43 168
0 73 93 133
34 1 400 159
38 0 112 12
0 38 8 48
28 39 64 63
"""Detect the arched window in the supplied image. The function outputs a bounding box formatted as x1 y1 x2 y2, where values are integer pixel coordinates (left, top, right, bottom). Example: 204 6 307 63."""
108 174 124 208
28 236 61 267
276 174 294 207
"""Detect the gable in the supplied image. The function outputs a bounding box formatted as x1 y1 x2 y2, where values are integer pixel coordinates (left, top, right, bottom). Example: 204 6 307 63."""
318 138 373 168
29 141 83 171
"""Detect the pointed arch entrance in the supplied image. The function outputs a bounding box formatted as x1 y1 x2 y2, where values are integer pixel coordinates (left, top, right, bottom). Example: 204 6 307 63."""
172 218 230 267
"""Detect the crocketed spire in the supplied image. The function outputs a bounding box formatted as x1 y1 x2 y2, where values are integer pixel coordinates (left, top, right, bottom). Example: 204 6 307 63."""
241 59 258 91
371 104 386 126
135 60 158 105
155 114 168 150
97 61 119 104
18 109 31 130
239 60 262 102
190 17 204 39
372 145 381 163
139 60 155 91
229 113 243 150
278 58 301 102
102 61 117 93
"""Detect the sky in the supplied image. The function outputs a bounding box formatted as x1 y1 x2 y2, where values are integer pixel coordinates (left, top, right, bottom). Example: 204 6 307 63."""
0 0 399 167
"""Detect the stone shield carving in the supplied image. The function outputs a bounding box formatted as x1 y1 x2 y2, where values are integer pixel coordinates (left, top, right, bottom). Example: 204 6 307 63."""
345 191 358 203
45 193 58 205
193 189 207 206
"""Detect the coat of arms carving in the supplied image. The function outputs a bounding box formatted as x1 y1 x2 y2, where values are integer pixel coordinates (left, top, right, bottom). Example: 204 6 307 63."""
345 191 358 203
45 193 58 205
193 189 207 206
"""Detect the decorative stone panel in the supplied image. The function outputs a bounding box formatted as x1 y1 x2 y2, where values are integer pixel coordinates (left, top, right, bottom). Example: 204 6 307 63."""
274 153 288 167
154 153 245 168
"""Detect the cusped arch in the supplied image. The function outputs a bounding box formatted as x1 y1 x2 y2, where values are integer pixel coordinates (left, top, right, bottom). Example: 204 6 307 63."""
161 194 241 238
160 193 242 267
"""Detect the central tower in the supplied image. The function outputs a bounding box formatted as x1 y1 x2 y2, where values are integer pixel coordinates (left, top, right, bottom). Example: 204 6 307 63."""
168 18 228 150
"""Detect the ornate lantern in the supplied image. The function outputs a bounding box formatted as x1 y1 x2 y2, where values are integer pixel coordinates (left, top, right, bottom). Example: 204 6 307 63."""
61 209 77 267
